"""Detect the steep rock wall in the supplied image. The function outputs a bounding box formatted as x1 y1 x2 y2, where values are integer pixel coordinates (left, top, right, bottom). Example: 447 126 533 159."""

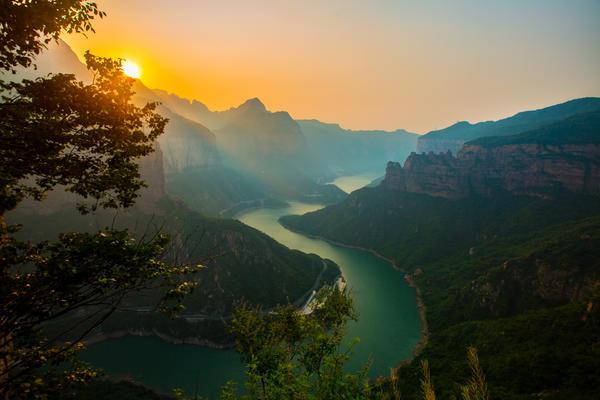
383 144 600 199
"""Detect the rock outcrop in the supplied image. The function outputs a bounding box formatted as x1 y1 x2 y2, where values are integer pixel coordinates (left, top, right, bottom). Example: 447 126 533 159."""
383 143 600 199
416 137 467 155
156 107 221 174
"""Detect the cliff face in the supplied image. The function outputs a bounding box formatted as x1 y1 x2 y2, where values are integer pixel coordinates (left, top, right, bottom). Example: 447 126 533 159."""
136 143 167 213
131 85 222 175
473 255 599 317
383 143 600 199
156 107 221 174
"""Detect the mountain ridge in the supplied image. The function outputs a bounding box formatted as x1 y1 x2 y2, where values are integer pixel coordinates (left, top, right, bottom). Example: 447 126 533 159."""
298 119 419 177
8 39 342 346
386 109 600 200
280 109 600 398
418 97 600 154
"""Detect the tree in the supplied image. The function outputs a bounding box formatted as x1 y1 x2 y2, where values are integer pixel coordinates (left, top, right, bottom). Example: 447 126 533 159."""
0 0 105 73
223 286 374 400
0 52 167 215
224 287 490 400
0 2 201 398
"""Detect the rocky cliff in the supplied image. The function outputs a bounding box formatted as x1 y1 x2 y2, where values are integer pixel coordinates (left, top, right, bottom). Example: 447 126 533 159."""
136 143 167 213
130 83 222 174
155 107 221 174
383 143 600 199
387 110 600 199
416 136 467 155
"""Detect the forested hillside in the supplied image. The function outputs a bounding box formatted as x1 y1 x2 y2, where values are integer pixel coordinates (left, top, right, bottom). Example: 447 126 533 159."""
281 113 600 399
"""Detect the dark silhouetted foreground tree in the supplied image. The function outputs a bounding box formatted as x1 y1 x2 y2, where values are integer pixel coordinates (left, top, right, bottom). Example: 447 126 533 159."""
221 286 374 400
0 0 105 72
0 2 201 399
0 51 168 214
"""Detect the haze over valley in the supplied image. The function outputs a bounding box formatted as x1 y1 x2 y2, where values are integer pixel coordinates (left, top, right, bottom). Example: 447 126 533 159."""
2 2 599 400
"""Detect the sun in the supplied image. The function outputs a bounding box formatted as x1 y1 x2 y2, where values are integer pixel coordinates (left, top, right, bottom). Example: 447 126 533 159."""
122 60 141 79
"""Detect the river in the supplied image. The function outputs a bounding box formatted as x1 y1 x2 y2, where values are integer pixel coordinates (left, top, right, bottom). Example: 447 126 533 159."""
330 172 380 194
81 176 421 398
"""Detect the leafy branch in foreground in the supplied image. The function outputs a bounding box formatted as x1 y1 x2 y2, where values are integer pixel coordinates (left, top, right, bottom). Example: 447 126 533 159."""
420 360 436 400
0 15 201 398
0 0 106 72
221 286 372 400
0 225 202 399
0 51 167 215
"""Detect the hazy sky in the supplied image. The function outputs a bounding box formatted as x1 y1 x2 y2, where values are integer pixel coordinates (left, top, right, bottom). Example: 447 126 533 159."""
64 0 600 133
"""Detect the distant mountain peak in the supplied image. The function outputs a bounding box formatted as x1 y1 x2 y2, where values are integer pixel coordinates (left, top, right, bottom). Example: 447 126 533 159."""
237 97 266 112
447 121 472 129
191 99 210 113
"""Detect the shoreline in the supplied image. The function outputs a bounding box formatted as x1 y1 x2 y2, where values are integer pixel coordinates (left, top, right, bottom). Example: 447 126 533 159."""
84 329 234 349
85 205 428 376
84 260 339 350
279 219 430 369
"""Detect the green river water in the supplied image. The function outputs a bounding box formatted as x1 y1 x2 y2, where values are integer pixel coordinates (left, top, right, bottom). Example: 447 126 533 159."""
330 173 380 194
81 174 421 398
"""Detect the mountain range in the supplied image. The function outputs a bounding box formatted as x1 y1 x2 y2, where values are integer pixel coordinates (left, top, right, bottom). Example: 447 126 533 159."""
8 39 421 347
6 41 341 345
385 109 600 200
417 97 600 154
280 106 600 399
13 39 600 399
298 119 418 177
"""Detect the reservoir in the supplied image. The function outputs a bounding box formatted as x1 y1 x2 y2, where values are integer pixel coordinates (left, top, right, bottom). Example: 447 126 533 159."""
330 172 380 194
81 177 421 398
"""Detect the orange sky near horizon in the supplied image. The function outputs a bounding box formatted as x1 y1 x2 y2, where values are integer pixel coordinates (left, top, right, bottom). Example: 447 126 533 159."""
64 0 600 133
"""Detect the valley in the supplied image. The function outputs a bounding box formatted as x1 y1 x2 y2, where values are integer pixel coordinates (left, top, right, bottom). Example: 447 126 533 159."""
281 112 600 398
80 181 422 398
2 6 599 398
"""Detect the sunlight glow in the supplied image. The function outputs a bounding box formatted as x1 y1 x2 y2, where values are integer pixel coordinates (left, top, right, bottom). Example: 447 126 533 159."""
122 60 141 79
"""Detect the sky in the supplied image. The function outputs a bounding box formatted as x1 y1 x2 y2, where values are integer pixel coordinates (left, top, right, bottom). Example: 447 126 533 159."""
64 0 600 133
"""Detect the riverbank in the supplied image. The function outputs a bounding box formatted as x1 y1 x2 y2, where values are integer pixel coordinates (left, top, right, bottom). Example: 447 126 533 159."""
398 273 429 368
82 198 421 396
278 218 429 368
86 215 427 376
84 261 339 350
84 328 233 349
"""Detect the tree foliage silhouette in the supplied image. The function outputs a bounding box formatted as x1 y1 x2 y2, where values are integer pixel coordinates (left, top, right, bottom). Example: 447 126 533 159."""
0 0 105 72
221 287 376 400
0 2 201 398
